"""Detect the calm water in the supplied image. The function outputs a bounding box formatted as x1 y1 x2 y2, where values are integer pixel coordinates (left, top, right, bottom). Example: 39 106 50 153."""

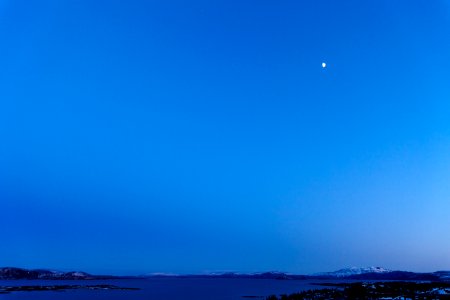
0 278 330 300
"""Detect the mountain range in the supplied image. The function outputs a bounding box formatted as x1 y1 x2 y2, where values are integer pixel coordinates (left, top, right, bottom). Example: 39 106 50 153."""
145 267 450 281
1 266 450 281
0 267 114 280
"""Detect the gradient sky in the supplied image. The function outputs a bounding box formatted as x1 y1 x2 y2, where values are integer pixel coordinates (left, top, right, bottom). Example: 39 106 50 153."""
1 0 450 275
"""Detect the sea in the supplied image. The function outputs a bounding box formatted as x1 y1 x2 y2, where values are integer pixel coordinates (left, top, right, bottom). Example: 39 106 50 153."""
0 278 334 300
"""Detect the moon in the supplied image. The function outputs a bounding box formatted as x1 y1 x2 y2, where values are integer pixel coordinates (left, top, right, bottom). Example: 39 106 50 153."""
322 62 327 68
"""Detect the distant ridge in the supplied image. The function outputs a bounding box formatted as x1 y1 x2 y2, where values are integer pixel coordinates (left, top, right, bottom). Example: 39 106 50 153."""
0 267 115 280
314 266 391 277
144 267 450 281
2 266 450 281
310 267 444 281
145 271 308 280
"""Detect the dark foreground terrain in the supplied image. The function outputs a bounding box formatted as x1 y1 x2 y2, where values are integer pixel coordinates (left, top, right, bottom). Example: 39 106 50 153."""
267 282 450 300
0 284 139 294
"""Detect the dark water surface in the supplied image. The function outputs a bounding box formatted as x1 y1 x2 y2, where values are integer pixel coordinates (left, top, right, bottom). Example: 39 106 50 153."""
0 278 327 300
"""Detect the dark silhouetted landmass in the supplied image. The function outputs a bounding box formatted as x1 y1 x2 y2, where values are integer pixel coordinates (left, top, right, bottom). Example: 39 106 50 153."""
149 272 308 280
0 267 116 280
310 271 441 281
2 266 450 282
267 282 450 299
145 268 450 281
0 284 139 294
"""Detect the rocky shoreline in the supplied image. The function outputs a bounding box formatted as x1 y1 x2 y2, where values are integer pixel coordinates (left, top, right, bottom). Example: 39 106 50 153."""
0 284 140 294
266 281 450 299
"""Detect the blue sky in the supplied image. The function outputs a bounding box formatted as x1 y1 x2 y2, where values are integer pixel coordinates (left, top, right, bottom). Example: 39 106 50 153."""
1 0 450 275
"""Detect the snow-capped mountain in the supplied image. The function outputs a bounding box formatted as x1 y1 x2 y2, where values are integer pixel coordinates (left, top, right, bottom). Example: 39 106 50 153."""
316 266 391 277
0 267 110 280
